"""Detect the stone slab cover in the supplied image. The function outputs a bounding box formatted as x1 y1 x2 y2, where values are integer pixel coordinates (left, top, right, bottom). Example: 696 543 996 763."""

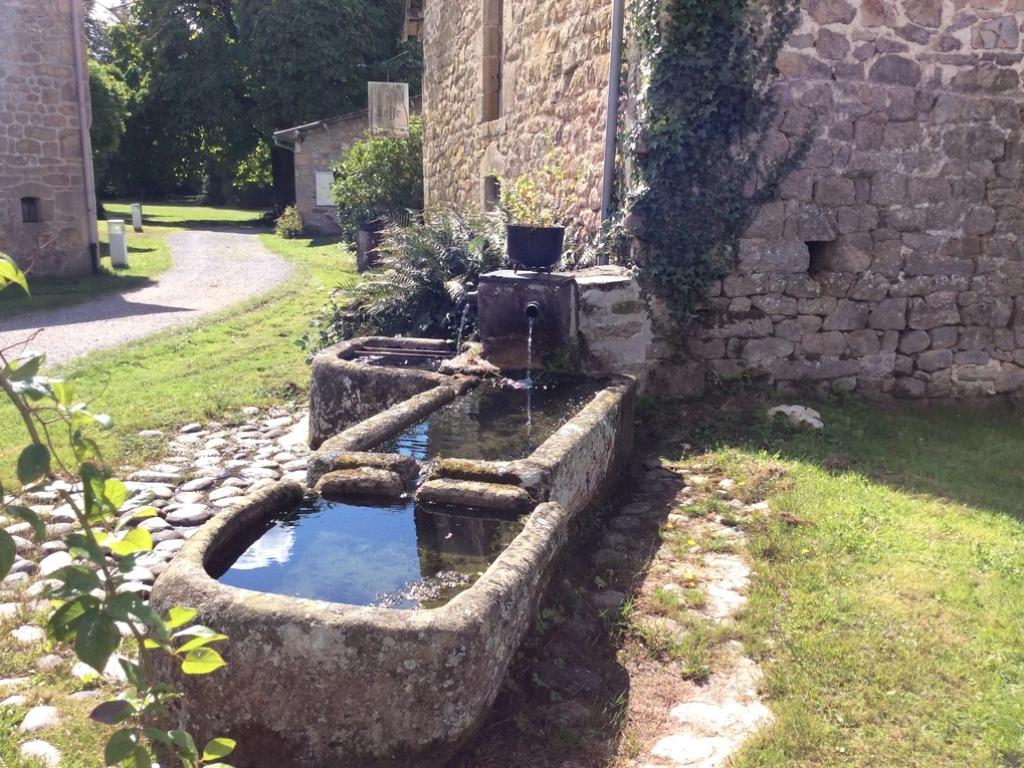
368 81 411 137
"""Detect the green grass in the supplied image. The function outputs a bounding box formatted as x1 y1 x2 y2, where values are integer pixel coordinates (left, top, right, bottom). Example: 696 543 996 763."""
103 201 268 229
671 396 1024 768
0 223 172 321
0 203 268 321
0 208 355 484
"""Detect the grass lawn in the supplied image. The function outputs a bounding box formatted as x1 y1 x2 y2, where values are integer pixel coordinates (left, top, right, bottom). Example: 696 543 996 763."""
0 203 268 321
0 205 356 485
658 393 1024 768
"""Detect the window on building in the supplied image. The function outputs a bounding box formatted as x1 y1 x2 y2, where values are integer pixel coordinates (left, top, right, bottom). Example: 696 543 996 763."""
481 0 504 122
483 176 501 211
20 197 41 224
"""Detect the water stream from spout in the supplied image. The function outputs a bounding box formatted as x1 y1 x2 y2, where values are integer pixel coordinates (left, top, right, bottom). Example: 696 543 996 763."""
456 304 471 351
526 315 535 389
526 316 535 440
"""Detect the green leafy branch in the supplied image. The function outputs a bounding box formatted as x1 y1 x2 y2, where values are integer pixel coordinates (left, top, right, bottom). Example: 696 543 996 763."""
0 252 236 768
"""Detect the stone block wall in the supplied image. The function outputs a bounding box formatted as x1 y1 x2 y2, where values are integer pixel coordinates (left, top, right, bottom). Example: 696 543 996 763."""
422 0 612 228
423 0 1024 398
290 113 368 235
0 0 94 276
684 1 1024 397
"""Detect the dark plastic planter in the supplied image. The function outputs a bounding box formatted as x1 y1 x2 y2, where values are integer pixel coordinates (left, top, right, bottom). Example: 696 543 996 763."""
507 225 565 273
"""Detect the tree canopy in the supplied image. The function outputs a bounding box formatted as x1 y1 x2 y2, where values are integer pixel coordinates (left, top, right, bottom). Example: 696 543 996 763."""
90 0 410 204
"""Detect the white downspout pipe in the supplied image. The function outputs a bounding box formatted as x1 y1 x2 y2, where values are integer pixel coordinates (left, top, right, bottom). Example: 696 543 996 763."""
70 0 100 271
599 0 626 265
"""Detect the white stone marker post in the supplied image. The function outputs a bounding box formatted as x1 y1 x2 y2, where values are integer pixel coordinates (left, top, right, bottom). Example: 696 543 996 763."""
131 203 143 232
108 219 128 268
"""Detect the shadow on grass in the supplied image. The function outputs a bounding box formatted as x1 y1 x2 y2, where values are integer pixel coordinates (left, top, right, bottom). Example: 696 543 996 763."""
449 464 686 767
664 383 1024 524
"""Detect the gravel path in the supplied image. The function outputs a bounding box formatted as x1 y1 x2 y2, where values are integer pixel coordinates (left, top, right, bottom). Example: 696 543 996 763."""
0 229 292 366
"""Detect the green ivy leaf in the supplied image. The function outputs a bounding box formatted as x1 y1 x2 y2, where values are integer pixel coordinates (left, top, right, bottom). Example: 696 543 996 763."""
48 595 99 642
166 606 198 630
181 647 226 676
202 737 236 762
104 727 139 764
50 565 102 596
124 745 152 768
176 632 228 654
5 505 46 540
91 700 137 726
0 256 29 295
74 610 120 673
50 380 74 408
0 530 15 581
16 443 50 485
168 730 198 761
6 354 43 382
108 528 153 557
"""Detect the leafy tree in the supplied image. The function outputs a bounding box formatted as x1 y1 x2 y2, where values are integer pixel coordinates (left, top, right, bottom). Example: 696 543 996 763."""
332 117 424 236
96 0 407 203
89 59 132 193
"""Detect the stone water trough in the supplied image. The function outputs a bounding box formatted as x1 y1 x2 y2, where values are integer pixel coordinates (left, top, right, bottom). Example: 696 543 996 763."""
151 337 635 767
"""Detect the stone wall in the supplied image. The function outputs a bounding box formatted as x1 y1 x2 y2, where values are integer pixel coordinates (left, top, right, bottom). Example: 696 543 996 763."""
422 0 611 227
423 0 1024 398
290 112 368 235
683 0 1024 398
0 0 94 276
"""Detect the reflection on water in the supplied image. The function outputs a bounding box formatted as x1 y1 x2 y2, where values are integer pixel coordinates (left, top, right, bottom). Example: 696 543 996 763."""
210 495 523 609
381 375 603 462
354 354 445 371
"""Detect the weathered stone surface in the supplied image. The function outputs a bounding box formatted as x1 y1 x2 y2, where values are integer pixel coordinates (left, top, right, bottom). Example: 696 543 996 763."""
736 241 810 274
317 452 420 486
807 0 856 25
869 298 908 330
869 55 922 86
151 481 581 768
823 300 869 331
19 705 59 733
909 293 961 330
418 478 533 513
19 741 61 768
316 468 406 498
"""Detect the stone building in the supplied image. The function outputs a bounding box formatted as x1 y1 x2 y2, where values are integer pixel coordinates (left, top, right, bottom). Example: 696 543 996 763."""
422 0 1024 398
274 111 372 235
0 0 97 277
421 0 611 225
274 97 421 236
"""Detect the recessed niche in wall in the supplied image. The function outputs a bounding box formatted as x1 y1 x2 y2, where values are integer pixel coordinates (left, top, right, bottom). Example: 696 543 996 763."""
483 176 501 211
20 197 41 224
806 240 834 278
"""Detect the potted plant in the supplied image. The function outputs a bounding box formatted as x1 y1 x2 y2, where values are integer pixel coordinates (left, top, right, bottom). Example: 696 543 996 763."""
500 158 575 272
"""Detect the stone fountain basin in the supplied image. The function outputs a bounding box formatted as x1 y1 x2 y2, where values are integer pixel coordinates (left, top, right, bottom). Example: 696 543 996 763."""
309 337 460 449
309 362 636 518
151 339 636 767
150 483 570 768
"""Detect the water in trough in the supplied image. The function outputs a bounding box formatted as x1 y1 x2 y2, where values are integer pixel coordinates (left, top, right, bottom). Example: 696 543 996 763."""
380 374 603 462
211 495 523 609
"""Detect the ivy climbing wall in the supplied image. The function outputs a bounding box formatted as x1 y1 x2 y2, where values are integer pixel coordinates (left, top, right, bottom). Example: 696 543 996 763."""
676 0 1024 398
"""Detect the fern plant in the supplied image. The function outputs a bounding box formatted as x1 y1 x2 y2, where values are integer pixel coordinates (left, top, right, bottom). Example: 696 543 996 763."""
299 206 505 355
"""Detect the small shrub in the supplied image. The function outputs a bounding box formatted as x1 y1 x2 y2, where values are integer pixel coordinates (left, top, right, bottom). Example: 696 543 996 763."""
300 205 505 355
333 118 424 237
275 205 304 239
